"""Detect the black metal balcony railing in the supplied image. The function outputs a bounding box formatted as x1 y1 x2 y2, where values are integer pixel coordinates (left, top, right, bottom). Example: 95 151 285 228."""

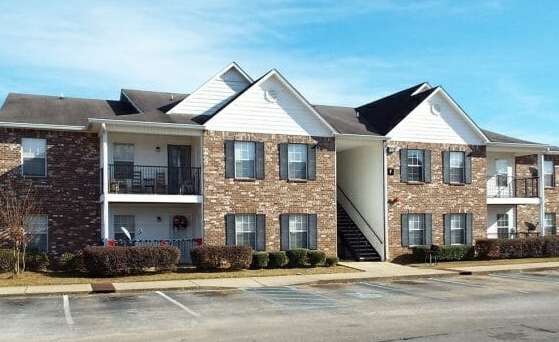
106 165 201 195
486 175 538 198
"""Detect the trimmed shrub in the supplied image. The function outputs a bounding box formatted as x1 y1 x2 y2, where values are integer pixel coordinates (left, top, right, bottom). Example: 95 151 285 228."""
0 249 14 273
251 252 269 269
475 236 559 260
286 249 308 268
412 245 474 262
25 251 50 271
324 256 339 267
82 246 179 277
267 251 286 268
57 251 86 274
307 250 326 267
190 245 252 270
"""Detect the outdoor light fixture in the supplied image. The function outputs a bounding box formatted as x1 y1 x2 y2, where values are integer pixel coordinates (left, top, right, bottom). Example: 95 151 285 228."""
387 147 396 154
156 146 161 153
157 216 162 222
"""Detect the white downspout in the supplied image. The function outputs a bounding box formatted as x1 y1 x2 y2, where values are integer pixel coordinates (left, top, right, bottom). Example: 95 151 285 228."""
101 124 110 243
538 153 545 236
383 140 389 261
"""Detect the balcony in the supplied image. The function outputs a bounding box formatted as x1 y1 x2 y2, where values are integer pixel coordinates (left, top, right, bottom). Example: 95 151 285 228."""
486 175 538 198
107 164 201 195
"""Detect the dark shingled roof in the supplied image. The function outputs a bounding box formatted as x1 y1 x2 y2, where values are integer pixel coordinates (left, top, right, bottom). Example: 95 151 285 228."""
482 129 542 145
313 105 382 136
121 89 188 115
355 83 436 135
0 93 137 126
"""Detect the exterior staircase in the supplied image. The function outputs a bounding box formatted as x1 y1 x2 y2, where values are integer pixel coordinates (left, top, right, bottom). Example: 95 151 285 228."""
337 204 381 261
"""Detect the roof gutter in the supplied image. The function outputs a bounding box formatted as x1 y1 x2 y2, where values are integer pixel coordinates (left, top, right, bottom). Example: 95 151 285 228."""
0 121 86 131
334 133 389 141
87 118 206 131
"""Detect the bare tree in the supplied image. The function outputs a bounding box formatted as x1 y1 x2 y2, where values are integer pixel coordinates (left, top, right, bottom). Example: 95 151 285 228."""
0 182 43 275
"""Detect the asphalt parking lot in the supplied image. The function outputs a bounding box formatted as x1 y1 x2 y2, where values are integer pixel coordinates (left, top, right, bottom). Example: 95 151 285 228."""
2 271 559 341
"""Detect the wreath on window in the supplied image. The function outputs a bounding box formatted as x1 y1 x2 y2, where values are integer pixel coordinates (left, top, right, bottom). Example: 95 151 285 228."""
173 215 188 228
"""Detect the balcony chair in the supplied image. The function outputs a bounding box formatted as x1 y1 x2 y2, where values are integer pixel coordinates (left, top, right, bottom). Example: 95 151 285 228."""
132 170 142 193
155 172 167 194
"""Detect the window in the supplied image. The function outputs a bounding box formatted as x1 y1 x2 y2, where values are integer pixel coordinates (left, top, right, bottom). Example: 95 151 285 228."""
544 160 555 188
25 215 48 252
114 215 135 241
544 213 556 236
225 214 265 250
496 214 510 239
400 149 431 183
495 159 509 188
279 143 316 181
444 213 473 245
21 138 46 177
280 213 317 250
401 213 432 247
225 141 264 180
443 151 472 184
113 144 134 180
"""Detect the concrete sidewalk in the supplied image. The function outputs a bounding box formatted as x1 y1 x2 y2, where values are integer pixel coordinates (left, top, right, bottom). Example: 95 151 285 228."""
2 261 559 297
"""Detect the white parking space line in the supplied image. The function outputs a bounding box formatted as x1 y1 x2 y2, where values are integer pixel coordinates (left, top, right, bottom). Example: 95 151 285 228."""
62 295 74 325
491 273 559 284
244 287 343 310
156 291 200 317
428 277 487 288
360 282 442 300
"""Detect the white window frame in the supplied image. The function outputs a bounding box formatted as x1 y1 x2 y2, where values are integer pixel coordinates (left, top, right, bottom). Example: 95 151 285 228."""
235 214 256 248
21 138 47 177
449 152 465 184
114 214 135 241
496 214 510 239
450 214 466 244
544 160 554 188
234 141 256 179
113 143 134 180
408 214 425 246
406 150 424 182
288 144 307 180
544 213 556 236
289 214 308 249
25 214 48 252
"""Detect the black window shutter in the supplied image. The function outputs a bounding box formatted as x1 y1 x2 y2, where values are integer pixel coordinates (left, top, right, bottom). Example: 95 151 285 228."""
401 213 409 247
400 148 408 182
225 214 236 245
552 162 556 187
225 141 235 178
280 214 290 250
255 142 265 180
308 214 317 250
423 150 431 183
425 214 433 245
279 143 288 180
465 153 472 184
256 214 266 251
443 151 450 184
443 214 451 245
307 144 316 181
465 213 473 244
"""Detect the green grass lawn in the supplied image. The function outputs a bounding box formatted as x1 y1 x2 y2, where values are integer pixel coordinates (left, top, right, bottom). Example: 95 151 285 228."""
408 257 559 269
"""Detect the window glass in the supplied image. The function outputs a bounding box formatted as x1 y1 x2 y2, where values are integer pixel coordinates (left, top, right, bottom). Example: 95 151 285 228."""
113 144 134 179
114 215 135 241
25 215 48 252
450 214 465 244
21 138 46 177
406 150 423 182
234 142 255 178
408 214 425 245
235 214 256 248
544 161 554 187
449 152 465 183
288 144 307 180
289 214 308 248
496 214 510 239
544 213 556 235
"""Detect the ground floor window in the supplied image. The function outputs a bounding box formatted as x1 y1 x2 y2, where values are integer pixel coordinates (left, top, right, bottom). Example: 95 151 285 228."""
280 213 317 250
544 213 556 235
401 213 432 247
114 215 135 241
496 214 510 239
25 215 48 252
225 214 265 251
444 213 473 245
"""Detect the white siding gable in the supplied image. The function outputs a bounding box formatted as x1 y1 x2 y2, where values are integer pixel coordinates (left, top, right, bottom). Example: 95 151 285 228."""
205 73 333 137
167 64 251 116
388 90 486 144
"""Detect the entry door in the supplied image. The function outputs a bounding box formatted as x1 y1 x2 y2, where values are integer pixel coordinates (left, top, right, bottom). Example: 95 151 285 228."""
495 159 511 196
168 145 191 194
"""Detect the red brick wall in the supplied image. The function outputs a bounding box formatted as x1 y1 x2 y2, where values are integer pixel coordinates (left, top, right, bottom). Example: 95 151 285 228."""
386 142 487 260
202 131 337 254
0 128 100 255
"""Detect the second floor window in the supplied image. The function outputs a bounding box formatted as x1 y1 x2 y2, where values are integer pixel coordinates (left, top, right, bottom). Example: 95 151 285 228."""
443 151 472 184
225 141 265 180
544 160 555 188
21 138 46 177
279 143 316 181
400 149 431 183
113 143 134 180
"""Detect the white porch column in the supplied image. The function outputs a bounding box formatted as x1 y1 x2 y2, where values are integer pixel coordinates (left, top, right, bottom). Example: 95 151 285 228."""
538 153 545 236
101 123 110 242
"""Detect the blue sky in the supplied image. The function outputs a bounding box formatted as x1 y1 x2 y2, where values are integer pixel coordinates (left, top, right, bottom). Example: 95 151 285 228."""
1 1 558 145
